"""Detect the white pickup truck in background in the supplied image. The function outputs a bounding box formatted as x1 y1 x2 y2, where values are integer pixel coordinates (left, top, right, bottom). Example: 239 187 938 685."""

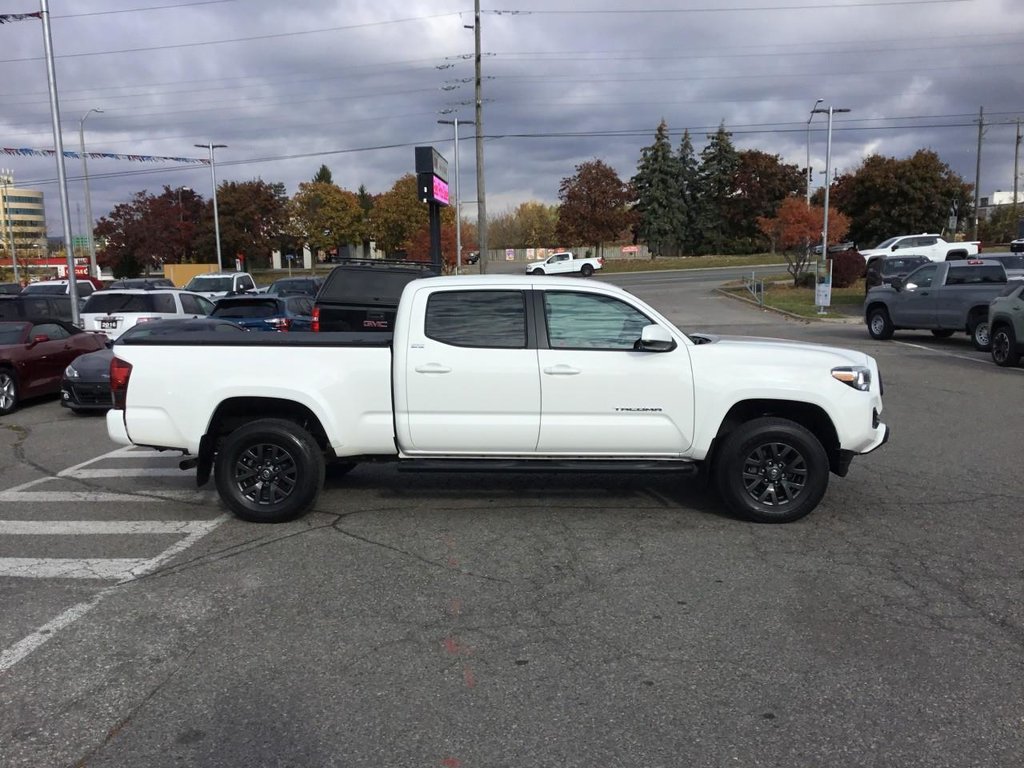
106 276 888 525
858 233 980 263
525 251 604 276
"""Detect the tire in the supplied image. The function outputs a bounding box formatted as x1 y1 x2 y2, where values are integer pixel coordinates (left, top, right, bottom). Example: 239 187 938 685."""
969 316 991 352
214 418 325 523
0 369 18 416
867 307 895 340
532 268 545 275
990 324 1021 367
930 329 955 338
714 417 829 524
580 264 594 277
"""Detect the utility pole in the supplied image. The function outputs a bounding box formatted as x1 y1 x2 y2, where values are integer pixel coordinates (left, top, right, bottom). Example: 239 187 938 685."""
1013 118 1021 228
473 0 487 274
973 106 984 241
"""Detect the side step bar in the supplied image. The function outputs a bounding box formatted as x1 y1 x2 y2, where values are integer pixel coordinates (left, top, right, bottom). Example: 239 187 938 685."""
397 459 699 475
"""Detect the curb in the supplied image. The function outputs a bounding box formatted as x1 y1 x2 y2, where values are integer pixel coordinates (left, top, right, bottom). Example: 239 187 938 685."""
714 287 863 325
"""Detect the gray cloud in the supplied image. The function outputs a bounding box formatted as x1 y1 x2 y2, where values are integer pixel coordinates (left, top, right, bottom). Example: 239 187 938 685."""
1 0 1020 239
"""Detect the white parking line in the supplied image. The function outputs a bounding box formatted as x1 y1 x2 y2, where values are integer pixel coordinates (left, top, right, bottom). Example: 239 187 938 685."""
0 521 215 535
0 490 216 503
0 558 153 580
62 468 186 479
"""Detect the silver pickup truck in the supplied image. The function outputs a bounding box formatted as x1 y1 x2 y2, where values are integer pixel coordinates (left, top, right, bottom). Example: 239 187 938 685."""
864 259 1009 350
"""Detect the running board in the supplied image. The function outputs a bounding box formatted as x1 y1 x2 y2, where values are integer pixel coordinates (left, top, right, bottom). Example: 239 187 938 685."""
397 459 699 474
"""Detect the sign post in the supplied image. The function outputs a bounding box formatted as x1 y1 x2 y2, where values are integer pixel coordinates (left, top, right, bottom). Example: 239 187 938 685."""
415 146 450 270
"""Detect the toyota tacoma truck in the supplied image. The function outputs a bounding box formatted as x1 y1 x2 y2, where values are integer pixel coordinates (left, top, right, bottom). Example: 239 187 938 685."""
858 233 980 263
106 276 888 525
864 259 1008 350
525 251 604 276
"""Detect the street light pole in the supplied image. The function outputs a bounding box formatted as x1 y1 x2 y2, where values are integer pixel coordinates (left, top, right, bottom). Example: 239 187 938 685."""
806 98 823 206
79 108 103 279
439 118 476 274
195 142 227 271
812 105 851 259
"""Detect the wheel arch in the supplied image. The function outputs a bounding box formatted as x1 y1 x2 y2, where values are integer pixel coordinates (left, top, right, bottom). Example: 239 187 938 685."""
966 304 989 330
707 399 844 476
865 301 889 319
197 397 332 486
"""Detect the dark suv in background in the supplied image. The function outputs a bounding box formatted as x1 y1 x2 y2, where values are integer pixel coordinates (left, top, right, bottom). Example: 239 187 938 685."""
312 259 438 333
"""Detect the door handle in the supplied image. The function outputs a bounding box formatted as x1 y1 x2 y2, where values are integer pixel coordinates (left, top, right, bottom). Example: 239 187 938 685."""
414 363 452 374
543 364 581 375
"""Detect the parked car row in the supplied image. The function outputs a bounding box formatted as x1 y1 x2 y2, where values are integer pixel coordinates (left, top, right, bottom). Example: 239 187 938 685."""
863 257 1024 368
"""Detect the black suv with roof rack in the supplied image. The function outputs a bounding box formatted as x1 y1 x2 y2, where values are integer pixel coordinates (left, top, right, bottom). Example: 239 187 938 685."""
312 258 438 333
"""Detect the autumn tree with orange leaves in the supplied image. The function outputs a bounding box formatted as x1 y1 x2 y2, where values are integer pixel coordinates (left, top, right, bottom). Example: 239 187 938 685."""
758 197 850 286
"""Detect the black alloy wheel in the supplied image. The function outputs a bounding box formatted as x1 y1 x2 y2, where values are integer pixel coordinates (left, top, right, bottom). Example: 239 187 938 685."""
714 417 829 524
580 264 594 277
991 325 1021 367
214 418 325 522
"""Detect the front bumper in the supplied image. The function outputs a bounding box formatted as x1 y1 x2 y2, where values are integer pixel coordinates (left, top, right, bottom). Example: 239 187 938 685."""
60 379 113 411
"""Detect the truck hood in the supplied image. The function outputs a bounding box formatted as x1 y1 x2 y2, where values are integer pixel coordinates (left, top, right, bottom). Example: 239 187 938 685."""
688 333 872 368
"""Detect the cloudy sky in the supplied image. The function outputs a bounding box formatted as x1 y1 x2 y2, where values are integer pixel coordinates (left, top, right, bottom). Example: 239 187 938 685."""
1 0 1021 242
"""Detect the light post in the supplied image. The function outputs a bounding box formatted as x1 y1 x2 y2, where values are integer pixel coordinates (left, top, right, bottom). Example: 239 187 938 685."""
811 104 851 261
806 98 823 206
438 117 475 273
79 108 102 279
195 142 226 271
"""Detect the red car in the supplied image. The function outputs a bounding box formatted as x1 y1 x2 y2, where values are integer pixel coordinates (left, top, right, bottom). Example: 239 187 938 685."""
0 319 107 415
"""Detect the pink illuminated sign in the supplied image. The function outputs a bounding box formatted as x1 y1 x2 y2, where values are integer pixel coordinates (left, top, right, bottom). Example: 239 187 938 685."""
432 175 450 206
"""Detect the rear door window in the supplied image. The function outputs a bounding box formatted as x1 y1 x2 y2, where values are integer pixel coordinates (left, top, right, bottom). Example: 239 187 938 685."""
425 291 526 348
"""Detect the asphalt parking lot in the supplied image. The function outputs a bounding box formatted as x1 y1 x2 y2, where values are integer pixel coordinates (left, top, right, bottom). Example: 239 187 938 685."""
1 269 1022 767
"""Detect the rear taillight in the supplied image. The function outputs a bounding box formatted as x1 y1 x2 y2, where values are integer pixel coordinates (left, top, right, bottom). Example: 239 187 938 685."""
110 357 132 410
599 257 605 265
267 317 291 332
311 306 320 332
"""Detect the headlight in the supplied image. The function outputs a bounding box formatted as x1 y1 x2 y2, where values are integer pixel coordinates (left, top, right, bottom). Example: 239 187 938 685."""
64 364 79 378
831 365 871 391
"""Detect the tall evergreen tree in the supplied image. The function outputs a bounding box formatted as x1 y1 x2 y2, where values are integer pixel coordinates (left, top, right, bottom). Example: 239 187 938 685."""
695 121 740 254
631 120 682 258
313 164 334 184
676 129 700 254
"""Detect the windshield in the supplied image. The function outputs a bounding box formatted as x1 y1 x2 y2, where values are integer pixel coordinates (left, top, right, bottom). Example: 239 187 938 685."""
0 321 28 344
83 293 177 313
185 276 232 292
211 299 282 318
21 283 67 295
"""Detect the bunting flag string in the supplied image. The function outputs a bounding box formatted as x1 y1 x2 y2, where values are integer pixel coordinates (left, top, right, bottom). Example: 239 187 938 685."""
1 147 209 164
0 12 42 23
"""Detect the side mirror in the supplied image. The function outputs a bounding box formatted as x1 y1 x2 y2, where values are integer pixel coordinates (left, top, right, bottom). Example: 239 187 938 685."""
638 324 675 352
890 277 904 291
891 244 899 251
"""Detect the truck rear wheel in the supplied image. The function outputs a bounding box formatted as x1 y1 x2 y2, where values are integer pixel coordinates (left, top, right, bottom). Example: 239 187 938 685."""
580 264 594 277
867 307 894 340
714 417 829 524
214 418 325 523
969 315 991 351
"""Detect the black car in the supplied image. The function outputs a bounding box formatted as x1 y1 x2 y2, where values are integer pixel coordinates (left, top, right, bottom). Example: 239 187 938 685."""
864 254 932 293
60 318 245 412
210 295 314 332
0 294 75 322
266 276 325 297
0 283 22 295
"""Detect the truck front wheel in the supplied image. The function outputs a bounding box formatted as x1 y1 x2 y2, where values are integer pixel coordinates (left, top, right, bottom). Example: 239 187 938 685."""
714 417 829 524
214 418 325 523
867 307 894 340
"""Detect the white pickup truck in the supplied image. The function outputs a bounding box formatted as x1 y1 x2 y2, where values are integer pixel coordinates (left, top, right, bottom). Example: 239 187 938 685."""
106 276 888 525
859 234 980 263
525 251 604 276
